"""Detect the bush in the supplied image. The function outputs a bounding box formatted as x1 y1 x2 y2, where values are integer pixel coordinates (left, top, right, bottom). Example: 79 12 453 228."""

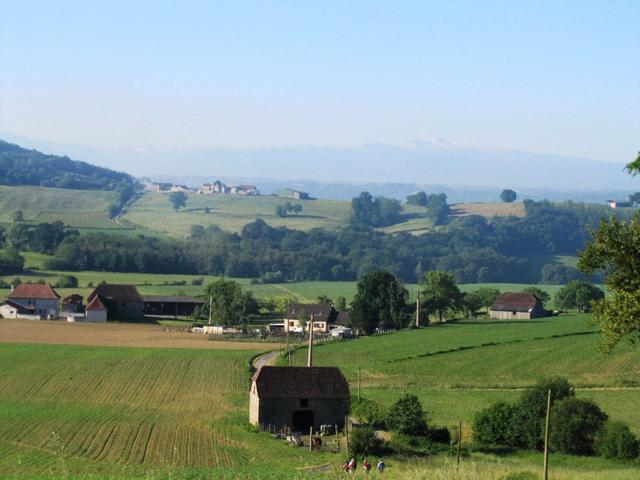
191 277 204 286
54 275 78 288
386 394 428 436
473 402 519 447
350 398 387 428
515 376 574 450
349 426 382 457
595 421 639 461
0 249 24 275
426 426 451 444
550 398 607 455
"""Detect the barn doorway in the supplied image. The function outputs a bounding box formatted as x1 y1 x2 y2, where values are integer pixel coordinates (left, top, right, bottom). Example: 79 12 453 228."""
292 410 314 431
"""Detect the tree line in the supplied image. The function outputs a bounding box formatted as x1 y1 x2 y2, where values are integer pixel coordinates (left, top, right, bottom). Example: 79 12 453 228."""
1 199 628 284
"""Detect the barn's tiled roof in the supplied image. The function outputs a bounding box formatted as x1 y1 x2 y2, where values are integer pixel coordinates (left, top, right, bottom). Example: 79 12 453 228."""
8 284 60 300
63 294 83 304
88 284 142 303
253 366 350 399
86 296 107 311
286 303 337 322
491 292 540 312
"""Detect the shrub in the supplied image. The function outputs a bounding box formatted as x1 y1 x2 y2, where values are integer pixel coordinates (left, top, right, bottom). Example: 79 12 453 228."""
349 426 382 457
350 398 387 428
550 398 607 455
54 275 78 288
473 401 518 447
387 394 428 436
426 426 451 444
595 421 639 461
191 277 204 286
515 376 574 449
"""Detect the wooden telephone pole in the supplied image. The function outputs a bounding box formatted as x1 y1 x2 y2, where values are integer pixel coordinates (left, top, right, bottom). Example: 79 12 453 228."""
285 304 290 366
208 296 212 326
543 389 552 480
307 314 314 367
416 290 421 327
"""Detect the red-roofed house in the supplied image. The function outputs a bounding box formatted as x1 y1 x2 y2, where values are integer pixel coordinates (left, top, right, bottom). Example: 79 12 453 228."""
8 284 60 319
85 296 107 323
489 292 546 320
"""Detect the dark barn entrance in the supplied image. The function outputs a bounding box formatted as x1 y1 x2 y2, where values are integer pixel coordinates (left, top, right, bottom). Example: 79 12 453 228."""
292 410 314 431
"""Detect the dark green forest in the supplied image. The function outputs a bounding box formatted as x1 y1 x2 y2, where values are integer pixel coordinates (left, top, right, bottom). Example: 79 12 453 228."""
2 200 629 284
0 140 136 192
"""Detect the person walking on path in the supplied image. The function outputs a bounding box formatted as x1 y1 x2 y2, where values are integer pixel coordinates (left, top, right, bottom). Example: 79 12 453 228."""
376 459 385 473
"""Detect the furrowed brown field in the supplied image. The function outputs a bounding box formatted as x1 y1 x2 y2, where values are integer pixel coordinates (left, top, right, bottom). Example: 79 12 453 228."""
0 318 265 350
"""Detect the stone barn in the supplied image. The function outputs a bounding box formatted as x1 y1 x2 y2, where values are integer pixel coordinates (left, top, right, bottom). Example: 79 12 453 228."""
250 366 350 432
489 292 547 320
87 284 144 319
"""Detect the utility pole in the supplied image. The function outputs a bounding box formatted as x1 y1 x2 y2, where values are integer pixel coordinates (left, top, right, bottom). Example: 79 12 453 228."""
307 314 314 367
208 296 212 326
543 389 552 480
357 367 361 403
285 304 290 366
416 289 421 327
457 421 462 466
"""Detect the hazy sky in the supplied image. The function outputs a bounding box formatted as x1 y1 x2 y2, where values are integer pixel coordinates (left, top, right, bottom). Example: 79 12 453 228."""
1 0 638 162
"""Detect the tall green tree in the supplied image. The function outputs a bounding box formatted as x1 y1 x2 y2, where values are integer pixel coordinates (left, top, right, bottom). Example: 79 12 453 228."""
406 191 428 207
420 271 462 322
351 270 408 334
386 393 428 436
522 286 551 307
554 281 604 311
204 279 257 326
500 189 517 203
578 152 640 350
169 191 188 211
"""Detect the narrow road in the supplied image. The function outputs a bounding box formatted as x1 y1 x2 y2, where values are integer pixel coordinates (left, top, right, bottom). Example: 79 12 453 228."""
252 350 281 370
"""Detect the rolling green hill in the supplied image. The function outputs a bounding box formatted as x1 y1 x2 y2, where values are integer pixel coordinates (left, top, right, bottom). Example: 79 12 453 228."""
0 139 134 191
286 314 640 435
0 185 127 231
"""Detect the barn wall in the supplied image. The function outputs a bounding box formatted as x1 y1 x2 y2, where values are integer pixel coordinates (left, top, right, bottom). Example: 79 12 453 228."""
489 310 531 320
254 397 349 431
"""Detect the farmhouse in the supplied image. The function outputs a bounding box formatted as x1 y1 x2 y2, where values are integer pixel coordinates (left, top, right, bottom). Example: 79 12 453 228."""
607 199 632 209
142 295 204 317
0 300 40 320
87 284 144 319
249 366 350 432
8 284 60 318
277 188 310 200
489 292 547 320
284 303 340 333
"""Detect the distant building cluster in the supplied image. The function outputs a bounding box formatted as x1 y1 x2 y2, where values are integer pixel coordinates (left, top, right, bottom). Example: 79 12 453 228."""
144 180 260 196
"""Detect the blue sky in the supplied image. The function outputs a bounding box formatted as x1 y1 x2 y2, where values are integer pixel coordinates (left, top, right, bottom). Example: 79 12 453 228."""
1 0 638 162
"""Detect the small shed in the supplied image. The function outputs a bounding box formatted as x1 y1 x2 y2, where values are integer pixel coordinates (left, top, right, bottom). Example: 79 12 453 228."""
85 296 108 323
250 366 350 432
489 292 546 320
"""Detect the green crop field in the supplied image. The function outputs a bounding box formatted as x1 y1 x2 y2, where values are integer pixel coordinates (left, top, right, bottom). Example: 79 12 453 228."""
0 185 128 232
0 343 346 479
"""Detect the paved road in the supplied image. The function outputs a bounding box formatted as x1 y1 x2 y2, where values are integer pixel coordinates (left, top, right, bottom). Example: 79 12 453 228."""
252 350 281 370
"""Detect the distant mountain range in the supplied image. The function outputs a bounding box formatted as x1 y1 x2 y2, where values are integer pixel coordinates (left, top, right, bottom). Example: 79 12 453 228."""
2 133 636 202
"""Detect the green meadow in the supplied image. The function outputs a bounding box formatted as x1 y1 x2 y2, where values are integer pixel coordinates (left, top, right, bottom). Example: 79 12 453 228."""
0 185 125 232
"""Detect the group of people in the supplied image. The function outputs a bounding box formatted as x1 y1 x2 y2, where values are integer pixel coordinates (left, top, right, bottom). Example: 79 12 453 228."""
342 458 385 474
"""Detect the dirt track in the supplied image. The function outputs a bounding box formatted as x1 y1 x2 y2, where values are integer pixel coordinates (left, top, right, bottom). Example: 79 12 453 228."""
0 318 266 350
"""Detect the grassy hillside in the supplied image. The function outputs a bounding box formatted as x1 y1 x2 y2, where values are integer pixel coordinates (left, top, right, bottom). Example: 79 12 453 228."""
0 185 131 232
286 314 640 435
121 192 528 237
121 192 352 235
